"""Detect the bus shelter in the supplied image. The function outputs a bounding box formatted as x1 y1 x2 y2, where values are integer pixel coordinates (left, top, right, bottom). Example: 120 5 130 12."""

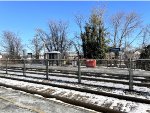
44 51 61 66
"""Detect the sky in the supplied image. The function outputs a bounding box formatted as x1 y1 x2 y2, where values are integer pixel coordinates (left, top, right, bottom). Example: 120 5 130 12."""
0 1 150 52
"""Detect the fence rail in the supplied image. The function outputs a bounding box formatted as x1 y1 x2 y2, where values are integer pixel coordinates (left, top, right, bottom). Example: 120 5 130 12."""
0 58 150 91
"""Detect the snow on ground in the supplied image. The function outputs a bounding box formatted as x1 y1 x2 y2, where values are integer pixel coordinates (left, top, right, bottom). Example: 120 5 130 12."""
0 71 150 100
0 86 96 113
0 66 150 112
0 77 149 113
0 69 146 84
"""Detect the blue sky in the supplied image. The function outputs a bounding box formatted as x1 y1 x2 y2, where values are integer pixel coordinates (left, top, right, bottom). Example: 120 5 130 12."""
0 1 150 52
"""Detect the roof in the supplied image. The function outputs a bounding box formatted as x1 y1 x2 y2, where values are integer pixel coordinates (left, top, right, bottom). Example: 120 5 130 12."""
45 51 61 54
134 51 141 55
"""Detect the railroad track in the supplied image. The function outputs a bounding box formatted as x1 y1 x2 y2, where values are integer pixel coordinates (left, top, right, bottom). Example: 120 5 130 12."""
0 67 150 112
3 65 150 79
0 74 149 113
0 73 150 104
1 67 150 88
0 71 150 97
1 66 150 93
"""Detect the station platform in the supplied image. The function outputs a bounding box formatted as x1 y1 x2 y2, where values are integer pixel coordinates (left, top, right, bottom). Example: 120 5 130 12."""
0 86 98 113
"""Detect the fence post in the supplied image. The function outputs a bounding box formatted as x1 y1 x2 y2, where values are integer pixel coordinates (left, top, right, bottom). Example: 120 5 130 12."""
120 58 121 68
23 59 26 76
134 60 136 70
78 58 81 84
106 59 108 68
6 59 8 74
129 58 133 90
46 59 49 80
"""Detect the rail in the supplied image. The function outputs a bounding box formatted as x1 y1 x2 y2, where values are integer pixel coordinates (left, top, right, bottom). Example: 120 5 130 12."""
0 59 150 90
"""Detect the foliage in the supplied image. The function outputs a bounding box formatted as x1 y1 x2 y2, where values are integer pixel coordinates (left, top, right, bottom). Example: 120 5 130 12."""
81 8 109 59
140 45 150 59
136 45 150 71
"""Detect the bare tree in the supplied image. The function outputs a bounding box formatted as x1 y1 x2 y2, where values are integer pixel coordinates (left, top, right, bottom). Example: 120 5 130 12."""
110 12 142 48
29 33 43 59
36 20 71 53
75 14 84 34
1 31 23 59
110 12 124 48
140 24 150 47
74 14 85 54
